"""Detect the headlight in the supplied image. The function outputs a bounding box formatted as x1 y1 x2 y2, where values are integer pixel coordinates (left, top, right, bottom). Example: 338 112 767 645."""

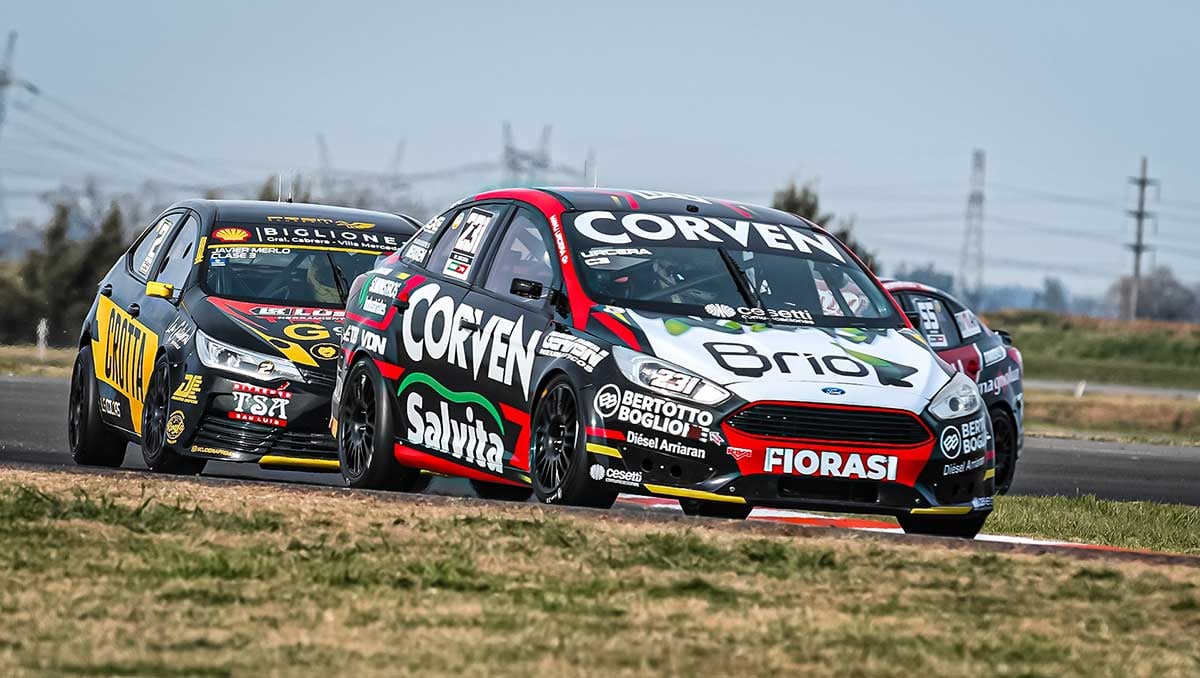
612 346 730 406
928 371 982 420
196 330 304 382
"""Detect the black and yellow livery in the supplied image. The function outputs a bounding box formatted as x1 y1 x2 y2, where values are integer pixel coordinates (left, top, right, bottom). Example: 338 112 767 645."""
68 200 417 474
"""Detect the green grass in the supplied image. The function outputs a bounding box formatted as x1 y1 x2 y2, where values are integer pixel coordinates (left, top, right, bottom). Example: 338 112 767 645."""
989 495 1200 554
984 310 1200 389
1 470 1200 677
0 344 74 378
1023 388 1200 446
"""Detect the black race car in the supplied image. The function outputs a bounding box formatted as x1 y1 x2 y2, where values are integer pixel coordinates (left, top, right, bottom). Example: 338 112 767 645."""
883 280 1024 492
333 188 995 538
68 200 417 474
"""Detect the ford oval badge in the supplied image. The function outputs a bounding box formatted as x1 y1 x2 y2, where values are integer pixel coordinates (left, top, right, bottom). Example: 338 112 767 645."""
822 387 845 396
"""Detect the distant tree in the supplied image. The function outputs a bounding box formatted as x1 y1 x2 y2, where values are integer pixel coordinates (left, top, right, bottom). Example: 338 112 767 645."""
1108 266 1198 321
1034 277 1069 314
771 181 878 272
892 262 956 293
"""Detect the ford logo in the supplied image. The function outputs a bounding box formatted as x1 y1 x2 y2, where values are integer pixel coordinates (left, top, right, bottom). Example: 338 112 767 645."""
822 387 845 396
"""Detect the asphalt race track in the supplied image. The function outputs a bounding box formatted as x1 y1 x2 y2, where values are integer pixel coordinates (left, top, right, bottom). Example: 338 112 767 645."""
2 377 1198 507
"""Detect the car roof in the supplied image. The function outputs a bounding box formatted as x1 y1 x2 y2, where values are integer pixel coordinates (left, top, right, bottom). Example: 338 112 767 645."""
475 187 821 230
882 279 972 307
171 199 419 232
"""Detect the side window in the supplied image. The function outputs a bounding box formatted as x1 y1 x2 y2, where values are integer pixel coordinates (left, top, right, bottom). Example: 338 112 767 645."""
483 208 557 305
154 215 201 289
905 294 961 348
129 213 180 280
426 205 503 281
399 211 455 269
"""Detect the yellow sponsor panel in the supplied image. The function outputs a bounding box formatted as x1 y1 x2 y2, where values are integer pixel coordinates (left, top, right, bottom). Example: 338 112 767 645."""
909 506 974 516
642 484 747 504
91 295 160 434
585 442 622 458
258 455 340 471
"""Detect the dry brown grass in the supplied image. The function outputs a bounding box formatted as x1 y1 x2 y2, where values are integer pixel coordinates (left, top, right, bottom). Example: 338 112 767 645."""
1025 388 1200 445
0 469 1198 677
0 345 75 378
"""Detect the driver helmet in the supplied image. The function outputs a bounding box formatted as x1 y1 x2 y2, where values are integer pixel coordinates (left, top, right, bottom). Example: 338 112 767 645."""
307 261 341 304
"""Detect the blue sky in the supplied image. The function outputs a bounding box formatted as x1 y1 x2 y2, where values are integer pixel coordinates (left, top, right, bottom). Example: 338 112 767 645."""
4 1 1200 296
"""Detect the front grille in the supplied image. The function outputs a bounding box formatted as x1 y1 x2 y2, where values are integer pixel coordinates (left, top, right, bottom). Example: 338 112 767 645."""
727 403 930 446
191 416 337 458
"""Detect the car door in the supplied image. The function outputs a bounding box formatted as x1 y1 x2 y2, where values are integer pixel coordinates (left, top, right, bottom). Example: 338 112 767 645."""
462 205 564 473
392 202 513 470
93 210 187 433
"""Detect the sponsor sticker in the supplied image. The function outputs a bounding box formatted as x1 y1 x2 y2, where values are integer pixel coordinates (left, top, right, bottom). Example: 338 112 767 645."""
402 283 543 397
627 430 706 459
99 397 121 417
940 415 989 460
979 366 1021 396
763 447 898 481
401 372 505 474
539 332 609 372
443 208 495 281
212 227 251 243
172 374 203 405
590 463 642 487
229 382 292 427
726 446 753 461
166 410 186 443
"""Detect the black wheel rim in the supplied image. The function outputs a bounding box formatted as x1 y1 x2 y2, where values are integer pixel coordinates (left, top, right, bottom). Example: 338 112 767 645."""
532 384 577 492
143 361 170 460
341 371 375 479
67 354 87 450
992 413 1016 489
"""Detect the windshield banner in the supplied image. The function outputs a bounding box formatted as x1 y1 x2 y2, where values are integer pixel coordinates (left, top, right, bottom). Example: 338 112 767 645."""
566 211 846 263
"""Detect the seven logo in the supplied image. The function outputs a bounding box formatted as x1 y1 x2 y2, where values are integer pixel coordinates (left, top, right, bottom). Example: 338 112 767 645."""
704 303 736 319
593 384 621 418
940 426 961 459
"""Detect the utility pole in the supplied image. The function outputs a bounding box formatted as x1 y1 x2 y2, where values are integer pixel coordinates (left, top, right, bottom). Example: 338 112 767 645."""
958 149 986 304
0 31 40 230
1125 157 1158 320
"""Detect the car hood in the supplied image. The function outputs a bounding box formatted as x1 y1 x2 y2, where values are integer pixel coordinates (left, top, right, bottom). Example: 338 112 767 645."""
192 296 345 372
620 309 952 412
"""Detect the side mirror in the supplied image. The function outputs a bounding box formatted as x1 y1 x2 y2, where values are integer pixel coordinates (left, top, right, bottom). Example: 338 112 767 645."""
510 278 544 300
146 281 175 300
995 329 1013 346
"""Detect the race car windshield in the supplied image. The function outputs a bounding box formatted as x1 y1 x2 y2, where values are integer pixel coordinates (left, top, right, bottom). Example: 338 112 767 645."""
202 245 377 308
565 211 901 328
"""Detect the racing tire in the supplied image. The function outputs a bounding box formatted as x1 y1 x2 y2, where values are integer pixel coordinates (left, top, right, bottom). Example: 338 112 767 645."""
896 512 988 539
990 407 1018 495
141 354 206 475
337 358 427 492
530 377 617 509
470 480 534 502
679 499 754 520
68 345 127 467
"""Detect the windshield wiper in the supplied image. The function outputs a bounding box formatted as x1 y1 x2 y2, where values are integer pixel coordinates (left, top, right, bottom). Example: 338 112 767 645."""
716 247 770 324
324 251 349 305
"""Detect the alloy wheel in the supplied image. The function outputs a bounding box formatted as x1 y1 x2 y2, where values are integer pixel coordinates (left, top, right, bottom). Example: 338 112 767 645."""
533 384 578 492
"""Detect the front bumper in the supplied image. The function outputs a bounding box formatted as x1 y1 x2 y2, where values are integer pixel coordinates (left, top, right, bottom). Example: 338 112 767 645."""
586 394 994 518
167 361 340 471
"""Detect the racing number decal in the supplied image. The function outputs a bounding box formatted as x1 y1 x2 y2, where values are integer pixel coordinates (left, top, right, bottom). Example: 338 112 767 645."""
914 299 947 348
91 295 161 433
443 208 495 281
